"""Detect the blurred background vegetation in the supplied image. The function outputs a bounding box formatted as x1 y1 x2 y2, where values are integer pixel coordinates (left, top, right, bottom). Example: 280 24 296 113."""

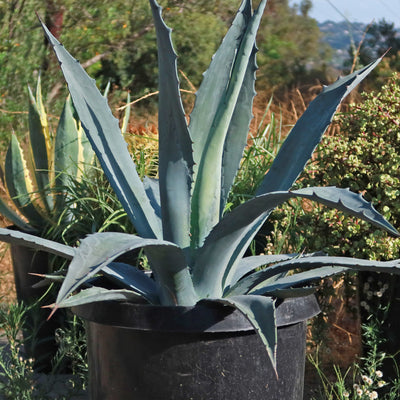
2 0 398 142
0 0 329 140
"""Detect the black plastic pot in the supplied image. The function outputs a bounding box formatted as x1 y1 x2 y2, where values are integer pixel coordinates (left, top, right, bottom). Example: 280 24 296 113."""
73 295 320 400
10 239 60 372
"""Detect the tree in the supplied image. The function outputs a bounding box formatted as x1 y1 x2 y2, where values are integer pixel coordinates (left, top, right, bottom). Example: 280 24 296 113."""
256 0 330 89
358 20 400 63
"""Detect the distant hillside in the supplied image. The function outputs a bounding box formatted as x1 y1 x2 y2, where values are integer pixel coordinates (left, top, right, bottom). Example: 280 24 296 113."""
318 21 368 68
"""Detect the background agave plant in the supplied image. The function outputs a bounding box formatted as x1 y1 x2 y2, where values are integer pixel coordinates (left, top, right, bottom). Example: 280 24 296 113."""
0 76 94 233
0 0 400 370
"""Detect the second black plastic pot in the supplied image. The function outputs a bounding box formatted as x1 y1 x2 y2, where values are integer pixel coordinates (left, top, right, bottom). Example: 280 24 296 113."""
73 295 320 400
10 239 62 372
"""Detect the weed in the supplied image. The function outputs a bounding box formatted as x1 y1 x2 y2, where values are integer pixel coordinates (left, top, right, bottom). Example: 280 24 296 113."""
0 302 88 399
309 305 400 400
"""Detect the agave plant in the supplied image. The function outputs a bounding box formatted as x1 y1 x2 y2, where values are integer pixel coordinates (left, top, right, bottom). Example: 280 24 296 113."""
0 76 94 233
1 0 400 370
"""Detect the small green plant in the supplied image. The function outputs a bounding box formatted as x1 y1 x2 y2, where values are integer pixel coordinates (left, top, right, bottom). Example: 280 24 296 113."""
52 315 88 390
0 302 88 399
1 0 400 374
45 165 134 247
0 302 35 399
309 306 400 400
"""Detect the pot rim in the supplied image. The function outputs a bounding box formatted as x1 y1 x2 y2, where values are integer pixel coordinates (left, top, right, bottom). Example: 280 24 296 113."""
72 295 320 333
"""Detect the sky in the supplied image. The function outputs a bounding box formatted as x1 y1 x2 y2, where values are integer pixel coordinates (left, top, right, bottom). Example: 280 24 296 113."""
290 0 400 25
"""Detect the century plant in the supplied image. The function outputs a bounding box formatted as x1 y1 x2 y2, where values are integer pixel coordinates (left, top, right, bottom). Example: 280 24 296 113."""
1 0 400 371
0 76 94 233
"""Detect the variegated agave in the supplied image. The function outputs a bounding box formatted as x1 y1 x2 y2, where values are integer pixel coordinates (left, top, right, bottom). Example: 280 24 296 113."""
0 76 94 233
1 0 400 370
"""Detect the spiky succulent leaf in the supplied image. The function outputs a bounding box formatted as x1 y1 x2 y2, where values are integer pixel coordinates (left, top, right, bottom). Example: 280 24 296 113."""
256 57 383 195
220 45 258 215
193 186 399 298
296 187 398 235
0 197 35 232
143 177 161 220
189 0 251 164
205 295 277 371
229 254 297 287
0 227 75 259
150 0 194 249
5 135 45 227
102 262 159 304
30 272 65 288
55 232 198 308
190 0 267 249
228 256 400 296
188 0 254 215
54 96 80 208
249 266 349 295
53 287 144 308
77 123 95 174
40 19 162 240
34 75 51 148
28 86 52 212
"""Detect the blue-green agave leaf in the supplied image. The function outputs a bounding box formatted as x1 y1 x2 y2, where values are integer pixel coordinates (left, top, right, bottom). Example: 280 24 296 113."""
256 57 383 195
193 186 399 298
150 0 194 249
190 0 267 249
0 227 75 259
143 177 161 220
295 186 399 236
27 86 53 212
263 287 317 299
249 266 349 295
40 19 162 240
229 256 400 296
53 287 144 309
189 0 252 178
204 295 277 371
220 45 258 215
229 254 297 287
30 272 65 288
102 262 159 304
5 135 46 228
55 232 198 309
